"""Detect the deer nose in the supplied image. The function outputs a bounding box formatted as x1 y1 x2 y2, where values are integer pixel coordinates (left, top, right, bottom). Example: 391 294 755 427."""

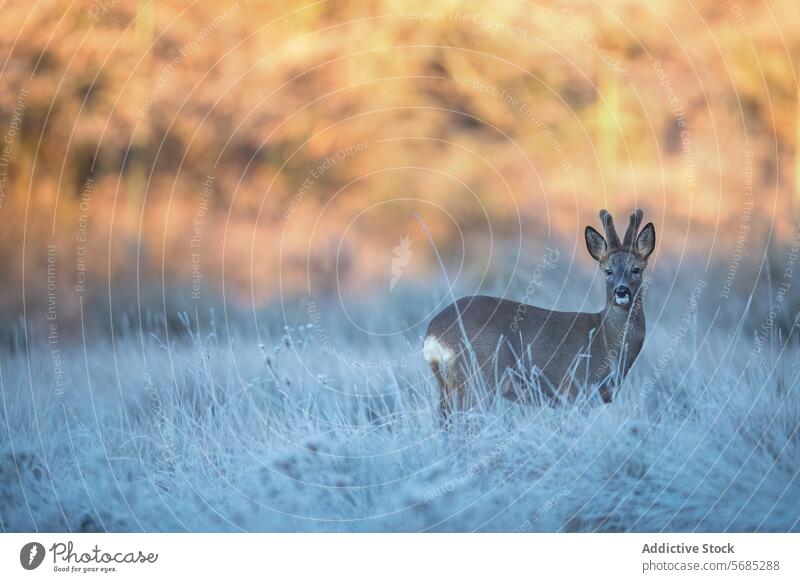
615 286 631 298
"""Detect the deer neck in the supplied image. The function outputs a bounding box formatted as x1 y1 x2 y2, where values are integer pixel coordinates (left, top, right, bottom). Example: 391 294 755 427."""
599 294 645 348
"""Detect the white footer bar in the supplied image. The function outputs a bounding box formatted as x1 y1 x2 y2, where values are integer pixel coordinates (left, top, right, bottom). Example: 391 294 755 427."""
1 533 797 581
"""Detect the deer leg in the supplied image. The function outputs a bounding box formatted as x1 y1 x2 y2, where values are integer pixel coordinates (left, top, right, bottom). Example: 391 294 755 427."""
428 359 452 424
423 336 464 425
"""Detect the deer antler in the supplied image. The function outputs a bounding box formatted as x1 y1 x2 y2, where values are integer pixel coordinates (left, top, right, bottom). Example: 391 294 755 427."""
623 208 644 248
599 209 621 249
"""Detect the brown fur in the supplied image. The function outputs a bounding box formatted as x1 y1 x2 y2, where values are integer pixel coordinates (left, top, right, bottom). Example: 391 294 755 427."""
424 209 655 419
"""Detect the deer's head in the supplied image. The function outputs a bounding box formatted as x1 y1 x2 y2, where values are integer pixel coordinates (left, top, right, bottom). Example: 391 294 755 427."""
585 209 655 310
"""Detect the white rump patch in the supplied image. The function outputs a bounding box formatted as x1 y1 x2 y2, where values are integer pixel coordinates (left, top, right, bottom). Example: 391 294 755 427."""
423 336 455 365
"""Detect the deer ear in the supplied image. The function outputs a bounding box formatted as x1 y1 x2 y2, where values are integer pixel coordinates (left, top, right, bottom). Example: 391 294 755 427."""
636 222 656 260
585 226 607 262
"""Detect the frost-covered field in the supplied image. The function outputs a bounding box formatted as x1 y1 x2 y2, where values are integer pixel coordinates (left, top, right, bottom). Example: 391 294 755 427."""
2 272 800 532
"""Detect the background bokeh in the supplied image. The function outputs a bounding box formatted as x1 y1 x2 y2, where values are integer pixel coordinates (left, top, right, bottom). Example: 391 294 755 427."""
1 0 799 339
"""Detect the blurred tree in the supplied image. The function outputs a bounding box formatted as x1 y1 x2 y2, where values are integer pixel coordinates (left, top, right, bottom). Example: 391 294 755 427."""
0 0 797 330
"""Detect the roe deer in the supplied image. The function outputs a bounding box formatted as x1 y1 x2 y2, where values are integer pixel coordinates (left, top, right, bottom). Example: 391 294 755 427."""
423 209 655 418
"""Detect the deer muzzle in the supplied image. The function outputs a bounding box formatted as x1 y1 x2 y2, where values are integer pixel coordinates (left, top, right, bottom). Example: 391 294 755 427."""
614 286 632 305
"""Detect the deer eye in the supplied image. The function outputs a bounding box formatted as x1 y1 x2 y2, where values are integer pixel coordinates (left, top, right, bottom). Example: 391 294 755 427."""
631 267 640 274
605 268 613 276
